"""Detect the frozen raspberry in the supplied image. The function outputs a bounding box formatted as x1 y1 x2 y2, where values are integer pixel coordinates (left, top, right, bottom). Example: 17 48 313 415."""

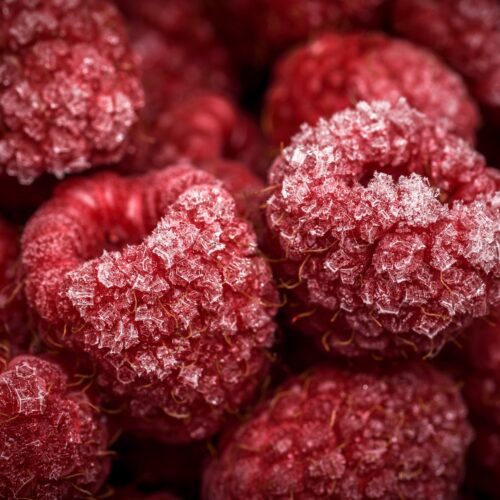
203 362 472 500
22 166 278 443
0 0 144 184
123 93 262 175
393 0 500 123
0 355 110 499
265 32 480 146
0 216 30 355
265 100 500 359
208 0 387 67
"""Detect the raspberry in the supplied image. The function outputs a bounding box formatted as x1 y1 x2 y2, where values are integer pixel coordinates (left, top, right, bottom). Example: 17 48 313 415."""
0 0 144 184
265 33 480 146
0 355 110 499
393 0 500 123
22 166 278 443
265 100 499 359
208 0 387 67
203 362 472 499
124 93 262 175
0 217 30 355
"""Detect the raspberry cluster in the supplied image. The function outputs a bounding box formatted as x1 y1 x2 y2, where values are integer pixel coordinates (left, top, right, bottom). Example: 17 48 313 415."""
204 362 472 499
22 166 278 443
0 0 499 497
0 0 144 183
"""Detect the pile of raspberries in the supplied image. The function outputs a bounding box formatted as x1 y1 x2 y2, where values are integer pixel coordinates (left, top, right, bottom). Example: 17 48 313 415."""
0 0 499 499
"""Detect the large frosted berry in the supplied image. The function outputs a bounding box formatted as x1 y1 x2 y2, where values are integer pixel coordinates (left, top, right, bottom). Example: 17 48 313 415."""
265 32 480 145
203 362 472 500
22 166 278 443
208 0 386 67
393 0 500 123
265 100 499 358
0 0 144 184
0 216 30 354
0 355 110 499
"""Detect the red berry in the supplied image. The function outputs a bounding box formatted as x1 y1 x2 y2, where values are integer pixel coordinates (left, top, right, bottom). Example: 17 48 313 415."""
393 0 500 123
0 355 110 499
265 100 499 358
265 32 480 146
22 166 278 443
0 216 30 355
203 362 472 500
0 0 144 184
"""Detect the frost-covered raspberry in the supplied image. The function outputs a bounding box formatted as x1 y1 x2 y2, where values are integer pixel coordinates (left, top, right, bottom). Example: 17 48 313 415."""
203 362 472 500
0 217 30 354
209 0 387 67
0 355 110 499
265 32 480 145
124 93 262 174
0 0 144 184
22 166 278 443
393 0 500 123
265 100 499 359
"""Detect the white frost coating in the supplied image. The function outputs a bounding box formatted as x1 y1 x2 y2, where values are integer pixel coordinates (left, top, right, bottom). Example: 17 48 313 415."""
0 362 48 415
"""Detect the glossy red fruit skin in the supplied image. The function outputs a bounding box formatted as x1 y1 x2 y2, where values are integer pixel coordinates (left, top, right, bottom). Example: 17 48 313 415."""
0 217 30 355
0 0 144 184
0 355 110 499
393 0 500 123
265 32 480 146
203 362 472 500
22 165 278 443
265 99 499 359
